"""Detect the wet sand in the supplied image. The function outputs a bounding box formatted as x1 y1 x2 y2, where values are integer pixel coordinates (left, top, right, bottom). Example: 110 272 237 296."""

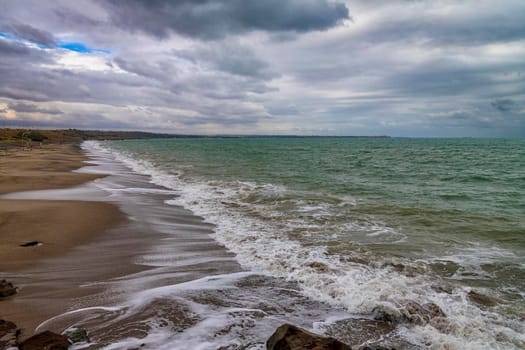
0 144 123 271
0 143 125 335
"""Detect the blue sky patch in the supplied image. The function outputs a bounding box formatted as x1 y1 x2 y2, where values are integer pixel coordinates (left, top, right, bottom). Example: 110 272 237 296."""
0 32 18 40
59 41 111 54
1 30 110 54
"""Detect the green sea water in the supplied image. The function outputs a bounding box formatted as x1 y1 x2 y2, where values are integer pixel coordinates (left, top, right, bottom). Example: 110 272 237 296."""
104 137 525 347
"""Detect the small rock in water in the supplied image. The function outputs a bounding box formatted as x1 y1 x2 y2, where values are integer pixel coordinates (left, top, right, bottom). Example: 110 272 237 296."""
0 280 17 297
373 301 445 326
0 319 20 349
468 290 497 306
65 327 89 343
19 241 41 247
18 330 69 350
430 284 453 294
267 324 351 350
306 261 332 273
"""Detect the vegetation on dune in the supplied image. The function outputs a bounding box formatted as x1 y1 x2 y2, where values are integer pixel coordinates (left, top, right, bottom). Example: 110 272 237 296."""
16 130 48 142
0 128 178 146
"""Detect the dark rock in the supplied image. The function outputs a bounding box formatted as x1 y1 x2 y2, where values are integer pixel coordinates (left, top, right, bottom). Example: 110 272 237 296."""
306 262 332 273
384 263 405 273
18 330 70 350
372 308 399 324
0 319 20 349
430 284 453 294
0 280 17 297
468 290 497 306
65 327 89 343
373 301 445 326
20 241 41 247
267 324 351 350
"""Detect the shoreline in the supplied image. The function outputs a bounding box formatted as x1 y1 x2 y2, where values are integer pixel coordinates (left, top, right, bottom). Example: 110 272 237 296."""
0 142 126 334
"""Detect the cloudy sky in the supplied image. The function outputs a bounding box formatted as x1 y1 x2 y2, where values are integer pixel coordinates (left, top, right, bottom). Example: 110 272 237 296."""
0 0 524 137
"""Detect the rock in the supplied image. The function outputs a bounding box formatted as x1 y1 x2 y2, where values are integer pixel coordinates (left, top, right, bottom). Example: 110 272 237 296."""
0 319 20 349
18 330 70 350
373 301 445 326
468 290 497 306
267 324 351 350
0 280 17 297
430 284 453 294
65 327 89 344
306 262 332 273
372 307 399 325
20 241 41 247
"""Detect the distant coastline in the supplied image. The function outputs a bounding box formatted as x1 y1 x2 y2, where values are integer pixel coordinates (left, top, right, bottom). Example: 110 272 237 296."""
0 128 390 146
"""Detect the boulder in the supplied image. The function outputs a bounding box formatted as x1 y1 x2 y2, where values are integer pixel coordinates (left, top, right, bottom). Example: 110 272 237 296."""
18 330 69 350
0 319 19 349
0 280 17 298
267 324 351 350
468 291 497 307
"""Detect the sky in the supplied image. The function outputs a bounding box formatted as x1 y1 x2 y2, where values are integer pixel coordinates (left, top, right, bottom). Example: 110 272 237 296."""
0 0 524 137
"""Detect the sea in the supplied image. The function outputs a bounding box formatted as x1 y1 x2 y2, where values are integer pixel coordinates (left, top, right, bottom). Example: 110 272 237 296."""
63 138 523 349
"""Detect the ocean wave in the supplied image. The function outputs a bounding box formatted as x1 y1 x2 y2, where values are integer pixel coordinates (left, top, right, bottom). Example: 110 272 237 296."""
84 140 525 349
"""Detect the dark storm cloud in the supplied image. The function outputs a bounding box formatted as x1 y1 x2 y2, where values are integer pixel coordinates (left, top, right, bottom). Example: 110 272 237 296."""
113 56 179 83
53 7 103 28
0 39 31 55
4 23 56 46
174 42 279 79
1 111 133 130
491 99 517 112
384 60 525 99
8 102 63 115
100 0 350 39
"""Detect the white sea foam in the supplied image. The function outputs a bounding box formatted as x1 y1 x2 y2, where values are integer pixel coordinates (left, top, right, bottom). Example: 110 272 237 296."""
83 141 525 349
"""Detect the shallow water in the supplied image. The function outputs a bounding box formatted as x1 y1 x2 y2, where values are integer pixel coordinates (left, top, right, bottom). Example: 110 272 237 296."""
86 137 525 349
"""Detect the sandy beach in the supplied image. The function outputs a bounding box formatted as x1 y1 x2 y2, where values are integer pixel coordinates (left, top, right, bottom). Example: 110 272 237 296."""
0 144 123 271
0 143 125 336
0 143 104 195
